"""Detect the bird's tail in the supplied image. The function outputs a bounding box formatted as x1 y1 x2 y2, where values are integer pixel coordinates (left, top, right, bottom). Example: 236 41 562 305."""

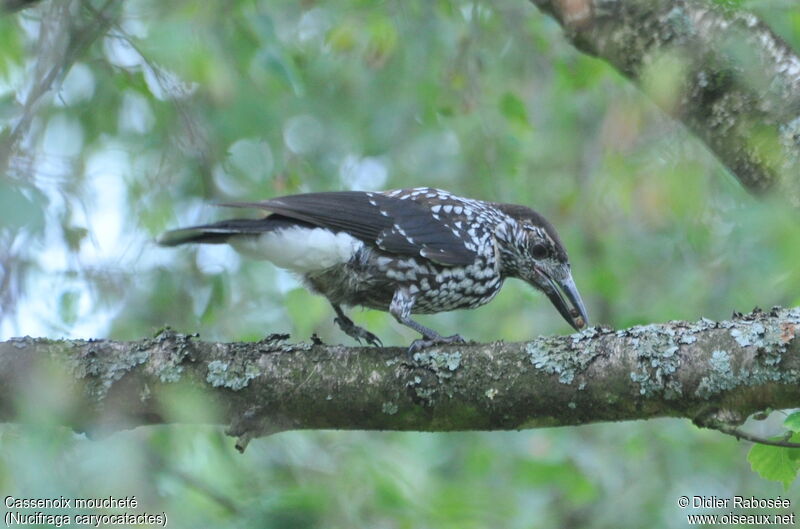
157 216 300 246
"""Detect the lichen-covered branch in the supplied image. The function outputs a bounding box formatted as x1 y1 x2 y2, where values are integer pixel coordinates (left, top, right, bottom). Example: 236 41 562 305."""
530 0 800 201
1 308 799 450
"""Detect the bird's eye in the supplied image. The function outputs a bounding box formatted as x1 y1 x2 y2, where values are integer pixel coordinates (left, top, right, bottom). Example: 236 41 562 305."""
530 243 548 259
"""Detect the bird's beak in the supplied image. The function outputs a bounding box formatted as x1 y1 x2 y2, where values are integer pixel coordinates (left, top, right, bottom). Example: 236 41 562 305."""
542 271 589 331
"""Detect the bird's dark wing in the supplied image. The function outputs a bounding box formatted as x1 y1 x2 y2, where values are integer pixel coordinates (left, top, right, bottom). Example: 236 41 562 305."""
219 191 477 266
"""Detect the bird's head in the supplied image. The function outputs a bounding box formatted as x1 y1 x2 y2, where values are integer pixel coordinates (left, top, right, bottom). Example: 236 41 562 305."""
494 203 589 331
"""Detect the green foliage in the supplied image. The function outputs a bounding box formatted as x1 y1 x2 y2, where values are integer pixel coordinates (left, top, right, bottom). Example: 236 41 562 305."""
499 92 530 128
747 434 800 489
784 411 800 433
746 414 800 489
714 0 746 7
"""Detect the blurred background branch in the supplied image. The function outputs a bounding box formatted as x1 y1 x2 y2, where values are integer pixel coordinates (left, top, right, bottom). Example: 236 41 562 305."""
530 0 800 201
5 1 799 199
0 0 120 174
0 0 38 13
1 308 798 450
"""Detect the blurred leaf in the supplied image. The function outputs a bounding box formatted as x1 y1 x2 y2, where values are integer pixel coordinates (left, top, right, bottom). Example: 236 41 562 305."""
0 181 46 234
58 291 80 326
554 55 610 91
784 412 800 433
513 459 598 504
365 16 398 68
0 17 22 76
499 92 529 128
328 22 358 53
63 225 88 253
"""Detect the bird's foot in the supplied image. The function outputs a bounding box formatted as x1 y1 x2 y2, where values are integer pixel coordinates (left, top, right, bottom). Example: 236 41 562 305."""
407 334 465 355
334 316 383 347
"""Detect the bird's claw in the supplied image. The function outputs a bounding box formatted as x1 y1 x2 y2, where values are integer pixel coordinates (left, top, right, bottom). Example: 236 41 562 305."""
357 330 383 347
407 334 465 355
334 317 383 347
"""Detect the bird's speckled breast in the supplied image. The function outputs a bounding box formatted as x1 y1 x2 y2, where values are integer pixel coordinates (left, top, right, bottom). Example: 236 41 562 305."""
304 240 505 314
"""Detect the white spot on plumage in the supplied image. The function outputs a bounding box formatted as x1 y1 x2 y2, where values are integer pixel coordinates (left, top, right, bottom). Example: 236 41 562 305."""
443 205 453 214
386 268 401 280
231 227 362 273
453 206 463 215
431 205 441 213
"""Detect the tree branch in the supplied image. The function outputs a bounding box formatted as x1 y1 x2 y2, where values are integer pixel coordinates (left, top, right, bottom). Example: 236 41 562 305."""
530 0 800 201
1 307 799 451
712 423 800 449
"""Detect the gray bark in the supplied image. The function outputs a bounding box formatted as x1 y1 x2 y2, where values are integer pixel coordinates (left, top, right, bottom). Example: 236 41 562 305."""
530 0 800 201
1 307 799 451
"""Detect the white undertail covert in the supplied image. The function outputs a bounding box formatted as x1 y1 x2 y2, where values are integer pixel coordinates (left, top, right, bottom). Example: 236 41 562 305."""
232 226 363 273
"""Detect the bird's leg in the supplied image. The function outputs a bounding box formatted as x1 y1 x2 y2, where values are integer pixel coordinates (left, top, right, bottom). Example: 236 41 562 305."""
331 303 382 347
389 289 464 354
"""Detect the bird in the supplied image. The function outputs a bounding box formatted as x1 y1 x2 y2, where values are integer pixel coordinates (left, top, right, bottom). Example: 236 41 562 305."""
158 187 589 352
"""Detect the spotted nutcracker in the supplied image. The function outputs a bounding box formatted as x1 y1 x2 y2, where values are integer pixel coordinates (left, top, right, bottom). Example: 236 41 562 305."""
158 187 589 352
